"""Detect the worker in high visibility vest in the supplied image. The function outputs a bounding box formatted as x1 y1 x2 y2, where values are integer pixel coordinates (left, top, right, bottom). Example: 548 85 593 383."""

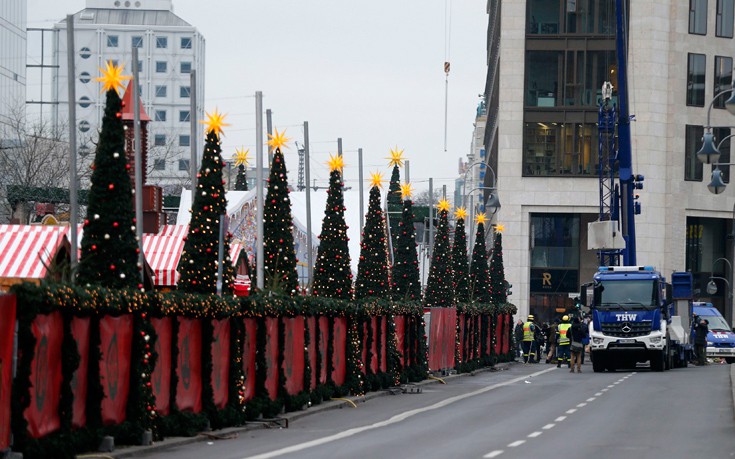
522 315 537 363
556 315 572 368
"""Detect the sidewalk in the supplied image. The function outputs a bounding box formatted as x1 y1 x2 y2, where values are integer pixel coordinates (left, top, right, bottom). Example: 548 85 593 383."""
90 362 516 459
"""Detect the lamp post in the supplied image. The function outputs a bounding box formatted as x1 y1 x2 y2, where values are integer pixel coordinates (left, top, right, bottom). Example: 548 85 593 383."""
696 83 735 165
467 185 501 251
707 256 733 324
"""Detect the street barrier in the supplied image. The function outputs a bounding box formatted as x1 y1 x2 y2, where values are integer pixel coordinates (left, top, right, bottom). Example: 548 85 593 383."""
176 318 202 413
99 314 133 425
151 317 172 416
211 318 231 409
428 307 457 371
70 316 90 429
0 294 16 451
25 311 63 439
282 317 305 396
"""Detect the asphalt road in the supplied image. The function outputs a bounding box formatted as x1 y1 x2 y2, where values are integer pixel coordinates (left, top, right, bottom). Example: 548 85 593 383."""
134 361 735 459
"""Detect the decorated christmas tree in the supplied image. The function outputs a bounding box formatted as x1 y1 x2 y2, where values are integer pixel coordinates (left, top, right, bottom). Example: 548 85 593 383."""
177 110 236 294
488 224 508 305
451 207 471 303
78 61 140 289
386 147 404 254
423 199 454 307
262 129 299 295
312 154 353 299
355 173 391 299
469 213 491 304
233 147 249 191
391 183 422 301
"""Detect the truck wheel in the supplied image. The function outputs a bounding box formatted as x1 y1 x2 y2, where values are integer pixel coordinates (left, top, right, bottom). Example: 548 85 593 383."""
592 353 605 373
650 351 665 372
726 358 735 364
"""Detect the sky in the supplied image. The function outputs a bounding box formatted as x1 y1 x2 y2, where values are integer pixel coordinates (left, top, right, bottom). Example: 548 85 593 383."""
26 0 489 196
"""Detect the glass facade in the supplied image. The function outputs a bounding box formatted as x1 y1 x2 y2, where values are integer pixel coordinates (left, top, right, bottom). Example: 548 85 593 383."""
524 122 599 176
717 0 735 37
690 0 709 35
686 217 729 318
714 56 733 109
687 53 706 106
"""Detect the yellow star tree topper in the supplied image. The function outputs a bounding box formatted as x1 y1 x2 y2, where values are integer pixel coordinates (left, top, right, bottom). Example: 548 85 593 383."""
200 109 230 137
233 147 250 167
494 223 505 233
454 207 468 220
386 147 405 168
370 171 384 188
327 153 345 172
437 198 451 212
475 212 487 225
267 128 290 151
400 182 414 199
95 60 131 94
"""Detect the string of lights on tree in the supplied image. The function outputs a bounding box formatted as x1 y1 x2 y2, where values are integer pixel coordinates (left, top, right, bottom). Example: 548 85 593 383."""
488 225 509 305
390 182 421 301
423 199 455 307
311 154 353 299
386 147 404 253
78 61 140 289
178 109 235 295
469 213 491 304
355 172 391 300
233 147 250 191
451 208 471 303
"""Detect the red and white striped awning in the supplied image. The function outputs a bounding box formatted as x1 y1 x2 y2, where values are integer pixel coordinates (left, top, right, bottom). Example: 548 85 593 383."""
0 225 70 279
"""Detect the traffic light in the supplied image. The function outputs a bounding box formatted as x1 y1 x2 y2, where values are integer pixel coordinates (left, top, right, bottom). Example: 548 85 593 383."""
505 280 512 296
633 174 644 190
634 193 642 215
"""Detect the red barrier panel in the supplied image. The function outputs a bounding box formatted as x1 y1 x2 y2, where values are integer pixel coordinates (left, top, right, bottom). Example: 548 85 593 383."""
318 317 329 385
151 317 172 416
264 318 279 400
283 317 305 395
100 315 133 425
176 318 202 413
502 314 511 355
486 316 493 358
370 317 378 373
332 318 347 386
242 318 257 401
457 314 465 362
380 317 387 373
70 317 90 428
361 317 378 374
25 311 63 438
307 317 317 389
211 319 230 409
0 295 16 449
394 316 405 367
428 308 457 371
494 315 502 355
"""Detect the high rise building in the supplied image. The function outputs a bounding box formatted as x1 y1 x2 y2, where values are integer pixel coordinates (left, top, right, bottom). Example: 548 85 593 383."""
52 0 205 193
482 0 735 323
0 0 27 127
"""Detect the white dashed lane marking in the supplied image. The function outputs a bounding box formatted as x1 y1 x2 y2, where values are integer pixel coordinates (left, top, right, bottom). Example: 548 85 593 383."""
483 451 504 458
508 440 526 448
555 416 567 422
528 431 543 438
542 424 555 430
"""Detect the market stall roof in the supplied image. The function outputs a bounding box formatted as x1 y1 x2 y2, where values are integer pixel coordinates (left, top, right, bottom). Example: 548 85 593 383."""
0 224 70 281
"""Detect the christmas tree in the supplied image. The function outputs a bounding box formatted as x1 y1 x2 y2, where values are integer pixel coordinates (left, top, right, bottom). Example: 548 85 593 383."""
391 183 421 301
451 207 470 303
423 199 454 307
262 129 299 295
177 110 235 294
78 61 140 289
355 173 391 299
233 147 249 191
469 213 491 304
488 224 508 305
386 147 404 254
312 154 353 299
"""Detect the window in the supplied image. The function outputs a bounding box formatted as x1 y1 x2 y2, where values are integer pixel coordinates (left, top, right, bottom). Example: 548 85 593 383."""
132 36 143 48
687 53 706 106
179 159 190 171
526 0 614 35
154 134 166 146
717 0 735 37
156 36 168 48
180 61 192 74
156 61 167 73
715 127 732 183
153 159 166 171
690 0 708 35
155 85 167 97
180 86 191 98
181 37 192 49
179 110 190 122
137 60 143 73
107 35 119 47
523 122 600 177
714 56 733 109
685 125 704 181
179 135 190 146
155 110 166 122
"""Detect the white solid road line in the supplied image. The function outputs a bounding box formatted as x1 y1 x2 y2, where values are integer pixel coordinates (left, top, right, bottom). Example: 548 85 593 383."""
483 451 504 458
241 367 556 459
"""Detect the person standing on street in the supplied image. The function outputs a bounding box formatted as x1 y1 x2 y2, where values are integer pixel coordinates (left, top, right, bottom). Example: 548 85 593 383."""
693 317 709 366
514 319 524 360
569 317 587 373
556 315 572 368
522 315 537 363
546 321 558 364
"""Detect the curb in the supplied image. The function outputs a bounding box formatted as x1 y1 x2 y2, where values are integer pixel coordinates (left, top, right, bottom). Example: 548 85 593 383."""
100 362 515 458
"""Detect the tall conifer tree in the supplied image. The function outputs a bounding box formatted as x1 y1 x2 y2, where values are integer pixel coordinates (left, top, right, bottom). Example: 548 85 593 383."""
386 148 404 255
78 62 139 288
312 154 353 299
355 174 391 299
423 199 454 307
469 213 491 304
488 225 509 305
233 148 250 191
391 183 421 301
451 208 470 303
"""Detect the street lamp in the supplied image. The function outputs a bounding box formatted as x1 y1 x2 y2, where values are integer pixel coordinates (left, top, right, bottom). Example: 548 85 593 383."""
697 83 735 164
707 257 733 324
467 185 501 250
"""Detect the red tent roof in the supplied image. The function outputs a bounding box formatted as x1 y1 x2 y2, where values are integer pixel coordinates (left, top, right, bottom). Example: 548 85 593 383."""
121 80 151 122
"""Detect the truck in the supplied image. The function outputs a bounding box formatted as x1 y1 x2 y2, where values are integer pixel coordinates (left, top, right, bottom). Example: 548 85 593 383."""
581 267 692 372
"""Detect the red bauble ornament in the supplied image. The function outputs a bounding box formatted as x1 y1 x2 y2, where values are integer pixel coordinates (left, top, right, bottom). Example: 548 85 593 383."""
110 264 116 270
92 245 97 250
113 222 119 227
108 184 115 190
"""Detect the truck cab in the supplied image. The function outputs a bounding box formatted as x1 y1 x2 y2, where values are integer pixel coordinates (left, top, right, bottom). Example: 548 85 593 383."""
692 302 735 363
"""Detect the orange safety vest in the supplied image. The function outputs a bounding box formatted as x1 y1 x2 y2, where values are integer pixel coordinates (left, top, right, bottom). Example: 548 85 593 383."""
558 323 572 345
523 322 535 341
